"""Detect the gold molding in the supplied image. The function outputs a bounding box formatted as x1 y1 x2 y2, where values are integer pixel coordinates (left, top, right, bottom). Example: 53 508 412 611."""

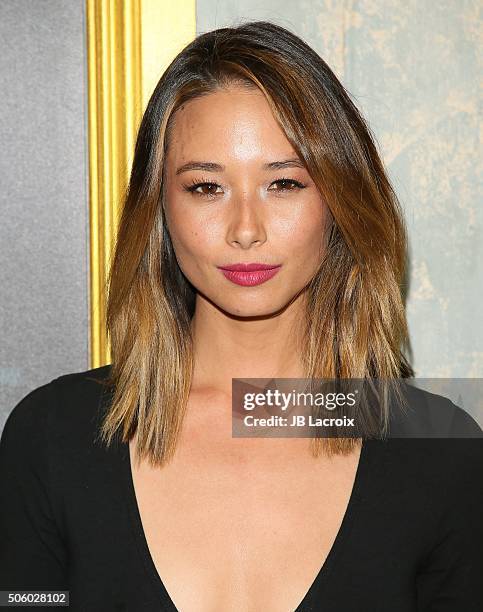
86 0 196 368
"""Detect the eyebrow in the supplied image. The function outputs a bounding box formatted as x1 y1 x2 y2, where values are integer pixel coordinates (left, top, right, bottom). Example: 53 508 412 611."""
175 157 305 175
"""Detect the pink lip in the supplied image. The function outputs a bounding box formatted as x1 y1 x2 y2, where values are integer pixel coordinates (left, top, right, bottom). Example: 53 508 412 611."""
218 263 282 286
218 263 281 272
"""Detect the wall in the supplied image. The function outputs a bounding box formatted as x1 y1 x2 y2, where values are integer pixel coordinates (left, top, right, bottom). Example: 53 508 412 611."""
0 0 89 426
197 0 483 377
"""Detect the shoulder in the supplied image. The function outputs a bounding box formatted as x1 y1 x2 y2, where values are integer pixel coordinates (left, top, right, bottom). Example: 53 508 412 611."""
388 381 483 438
1 365 113 452
49 363 113 418
51 363 113 397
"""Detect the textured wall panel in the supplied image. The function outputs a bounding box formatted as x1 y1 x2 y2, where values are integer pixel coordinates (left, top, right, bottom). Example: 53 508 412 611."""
196 0 482 376
0 0 89 427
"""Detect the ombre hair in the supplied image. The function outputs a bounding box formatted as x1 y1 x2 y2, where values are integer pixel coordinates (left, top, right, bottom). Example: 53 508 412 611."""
97 20 414 467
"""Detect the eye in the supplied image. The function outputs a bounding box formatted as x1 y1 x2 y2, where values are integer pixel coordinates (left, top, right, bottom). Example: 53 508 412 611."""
269 178 307 192
183 180 223 198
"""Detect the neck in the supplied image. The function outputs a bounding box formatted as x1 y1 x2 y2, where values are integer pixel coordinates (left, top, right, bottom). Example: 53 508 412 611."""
190 292 308 396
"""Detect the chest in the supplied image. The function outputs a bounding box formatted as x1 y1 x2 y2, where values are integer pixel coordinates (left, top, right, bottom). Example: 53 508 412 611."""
128 435 361 612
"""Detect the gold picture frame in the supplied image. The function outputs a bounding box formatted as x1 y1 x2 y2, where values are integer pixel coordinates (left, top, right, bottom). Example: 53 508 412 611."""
85 0 195 368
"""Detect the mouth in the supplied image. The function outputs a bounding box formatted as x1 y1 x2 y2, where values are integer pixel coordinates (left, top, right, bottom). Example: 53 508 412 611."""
217 263 282 287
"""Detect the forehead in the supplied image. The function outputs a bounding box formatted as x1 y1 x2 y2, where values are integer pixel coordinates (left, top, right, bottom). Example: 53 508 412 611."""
165 86 294 166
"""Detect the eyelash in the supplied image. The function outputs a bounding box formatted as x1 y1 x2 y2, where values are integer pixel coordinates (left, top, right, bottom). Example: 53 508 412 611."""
183 177 307 198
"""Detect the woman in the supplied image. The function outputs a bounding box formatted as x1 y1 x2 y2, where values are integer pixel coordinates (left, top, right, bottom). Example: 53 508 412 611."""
1 20 482 612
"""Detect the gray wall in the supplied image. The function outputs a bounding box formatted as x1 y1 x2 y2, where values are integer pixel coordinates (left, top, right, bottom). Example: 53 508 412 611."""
197 1 483 378
0 1 89 427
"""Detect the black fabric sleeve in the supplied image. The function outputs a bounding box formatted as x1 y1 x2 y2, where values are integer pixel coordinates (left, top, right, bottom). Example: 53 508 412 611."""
0 382 68 591
415 439 483 611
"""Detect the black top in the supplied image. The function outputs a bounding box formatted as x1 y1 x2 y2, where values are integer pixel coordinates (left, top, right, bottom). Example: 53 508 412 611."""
0 366 482 612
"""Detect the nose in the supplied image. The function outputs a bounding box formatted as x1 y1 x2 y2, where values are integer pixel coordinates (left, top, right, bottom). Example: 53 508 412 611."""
226 189 267 249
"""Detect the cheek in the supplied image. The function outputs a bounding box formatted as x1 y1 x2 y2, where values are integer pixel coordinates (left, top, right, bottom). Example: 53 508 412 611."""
280 202 328 257
166 209 216 264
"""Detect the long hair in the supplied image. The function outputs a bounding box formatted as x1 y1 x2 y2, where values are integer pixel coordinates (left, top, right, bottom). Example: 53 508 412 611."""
97 20 414 468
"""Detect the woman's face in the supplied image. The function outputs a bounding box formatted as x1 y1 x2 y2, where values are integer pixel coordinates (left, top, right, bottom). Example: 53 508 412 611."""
163 85 330 317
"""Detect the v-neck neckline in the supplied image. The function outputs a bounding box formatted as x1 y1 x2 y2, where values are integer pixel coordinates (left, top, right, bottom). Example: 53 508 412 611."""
120 437 372 611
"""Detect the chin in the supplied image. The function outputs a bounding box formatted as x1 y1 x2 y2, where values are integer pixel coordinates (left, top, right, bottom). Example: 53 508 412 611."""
195 285 303 319
217 297 295 320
